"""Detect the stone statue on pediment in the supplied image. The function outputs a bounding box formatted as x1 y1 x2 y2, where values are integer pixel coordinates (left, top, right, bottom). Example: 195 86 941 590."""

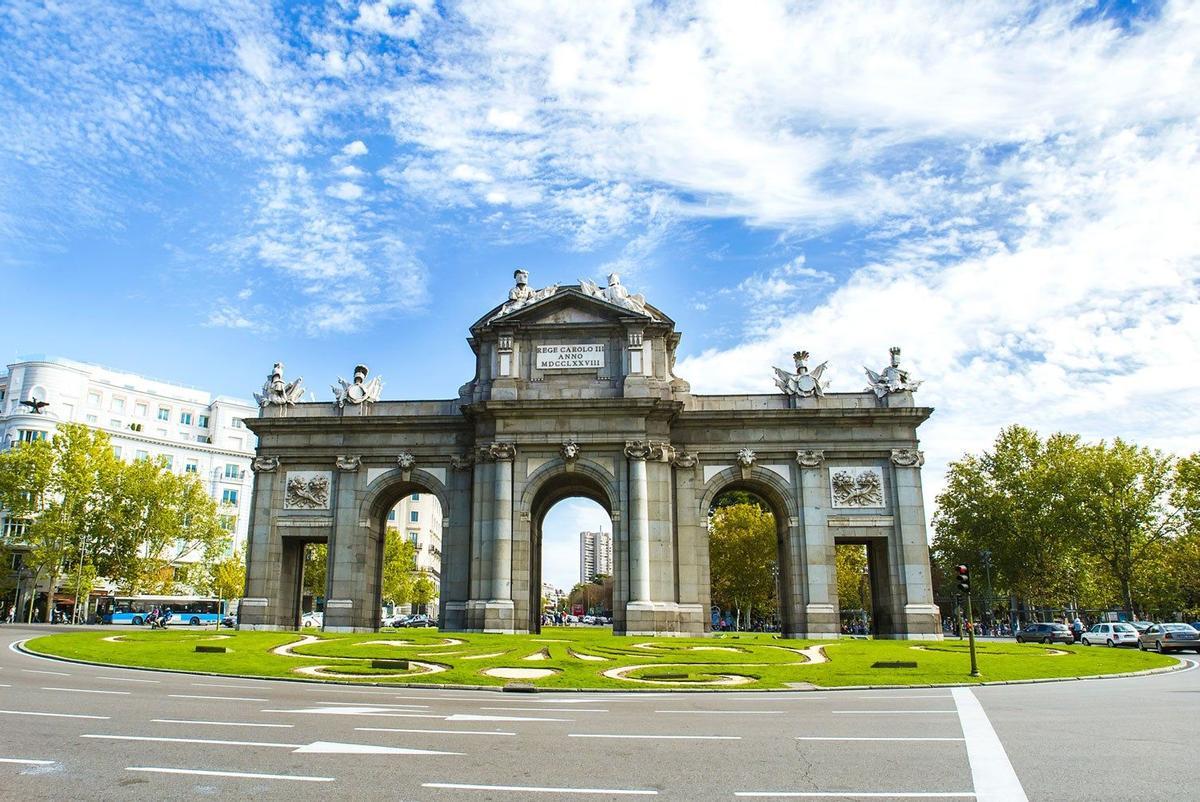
773 350 828 398
491 269 559 321
255 362 305 407
580 272 651 316
865 347 922 399
332 364 383 409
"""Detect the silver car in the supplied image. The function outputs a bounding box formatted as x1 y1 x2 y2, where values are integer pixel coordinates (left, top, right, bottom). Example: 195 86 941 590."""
1137 623 1200 654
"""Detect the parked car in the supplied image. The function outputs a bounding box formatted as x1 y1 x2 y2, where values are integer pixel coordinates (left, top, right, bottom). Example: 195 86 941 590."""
1129 621 1153 634
402 614 436 628
1138 623 1200 654
1080 622 1139 647
301 611 323 628
1015 622 1074 644
389 614 412 628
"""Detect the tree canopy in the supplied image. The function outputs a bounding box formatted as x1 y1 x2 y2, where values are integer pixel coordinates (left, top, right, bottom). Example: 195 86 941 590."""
709 502 778 628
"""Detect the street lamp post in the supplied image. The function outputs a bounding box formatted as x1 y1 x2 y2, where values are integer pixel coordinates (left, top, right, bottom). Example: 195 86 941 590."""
979 549 993 633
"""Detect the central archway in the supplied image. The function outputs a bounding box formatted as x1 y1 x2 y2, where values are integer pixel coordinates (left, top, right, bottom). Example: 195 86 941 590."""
522 464 617 634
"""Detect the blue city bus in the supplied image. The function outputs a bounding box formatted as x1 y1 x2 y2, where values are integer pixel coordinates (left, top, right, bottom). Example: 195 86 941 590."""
98 595 226 626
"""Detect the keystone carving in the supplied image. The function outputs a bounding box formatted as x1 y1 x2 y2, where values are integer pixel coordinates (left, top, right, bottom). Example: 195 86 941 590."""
890 448 925 467
335 455 361 472
736 448 757 469
795 449 825 468
251 456 280 473
560 440 580 463
396 452 417 471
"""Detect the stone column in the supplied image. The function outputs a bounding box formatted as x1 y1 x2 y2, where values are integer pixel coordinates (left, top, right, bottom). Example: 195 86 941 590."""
490 443 515 600
797 449 838 639
890 448 941 639
625 442 652 604
239 456 280 630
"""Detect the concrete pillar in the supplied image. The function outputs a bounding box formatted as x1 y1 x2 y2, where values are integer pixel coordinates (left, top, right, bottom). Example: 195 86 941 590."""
239 461 280 630
889 449 941 639
625 443 651 603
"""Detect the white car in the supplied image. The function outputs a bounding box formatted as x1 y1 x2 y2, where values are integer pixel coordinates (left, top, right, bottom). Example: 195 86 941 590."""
301 611 323 628
1080 622 1138 647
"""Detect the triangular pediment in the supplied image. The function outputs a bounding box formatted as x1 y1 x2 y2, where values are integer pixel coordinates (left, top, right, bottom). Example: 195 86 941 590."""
471 285 672 332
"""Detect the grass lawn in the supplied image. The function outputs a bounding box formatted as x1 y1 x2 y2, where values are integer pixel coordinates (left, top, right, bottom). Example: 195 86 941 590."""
24 627 1177 691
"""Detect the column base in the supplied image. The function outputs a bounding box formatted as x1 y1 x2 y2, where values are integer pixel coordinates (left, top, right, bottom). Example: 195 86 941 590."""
441 601 467 632
323 598 375 631
465 599 520 634
621 602 706 637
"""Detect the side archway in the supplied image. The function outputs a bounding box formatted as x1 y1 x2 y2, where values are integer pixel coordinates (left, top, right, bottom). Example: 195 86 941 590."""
699 466 801 635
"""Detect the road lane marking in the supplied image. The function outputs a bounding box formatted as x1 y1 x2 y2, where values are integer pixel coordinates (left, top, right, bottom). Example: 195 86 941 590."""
0 709 109 720
0 684 8 688
654 710 782 715
191 682 264 689
0 758 55 765
152 719 295 728
357 727 515 736
325 701 430 708
21 669 70 676
446 713 572 722
796 737 965 742
262 706 444 718
832 710 957 714
854 694 952 699
96 676 159 684
127 767 334 783
735 793 975 798
87 734 461 755
952 688 1028 802
168 694 268 702
569 733 741 740
423 782 657 795
42 686 131 695
481 707 608 713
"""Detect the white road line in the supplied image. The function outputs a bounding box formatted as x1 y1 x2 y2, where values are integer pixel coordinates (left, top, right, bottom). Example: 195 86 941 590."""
168 694 267 702
21 669 70 676
854 694 952 699
952 688 1028 802
832 710 958 715
356 727 515 736
446 713 572 722
95 676 159 684
0 684 8 688
735 793 975 798
325 701 430 708
152 719 295 729
191 682 263 689
654 710 782 715
569 734 741 741
261 707 444 718
423 782 657 795
481 707 608 713
796 737 965 742
0 758 55 765
127 767 334 783
43 686 131 695
85 734 298 749
0 709 109 720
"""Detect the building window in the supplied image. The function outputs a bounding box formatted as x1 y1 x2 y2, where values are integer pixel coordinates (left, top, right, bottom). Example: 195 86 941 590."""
180 411 193 425
110 419 121 428
86 414 98 424
111 397 125 412
197 414 209 428
185 461 198 474
157 407 170 421
9 550 22 570
224 463 240 479
231 418 244 428
162 455 173 471
88 391 101 408
218 514 236 532
135 450 149 461
18 430 47 442
135 402 148 418
411 493 420 501
407 531 419 545
221 489 239 506
195 434 209 444
2 518 30 538
113 446 122 459
409 510 419 523
387 510 397 521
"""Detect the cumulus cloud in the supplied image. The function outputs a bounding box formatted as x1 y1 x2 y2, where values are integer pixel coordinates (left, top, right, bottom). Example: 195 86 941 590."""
342 140 368 157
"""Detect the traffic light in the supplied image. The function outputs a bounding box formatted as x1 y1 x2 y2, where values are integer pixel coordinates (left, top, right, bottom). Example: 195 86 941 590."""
955 564 971 594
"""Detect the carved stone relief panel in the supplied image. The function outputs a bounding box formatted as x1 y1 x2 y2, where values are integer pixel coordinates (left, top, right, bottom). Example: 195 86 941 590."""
284 471 332 510
829 466 885 509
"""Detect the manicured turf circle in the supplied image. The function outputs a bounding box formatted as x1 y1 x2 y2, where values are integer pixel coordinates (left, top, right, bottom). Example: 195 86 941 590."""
24 627 1176 690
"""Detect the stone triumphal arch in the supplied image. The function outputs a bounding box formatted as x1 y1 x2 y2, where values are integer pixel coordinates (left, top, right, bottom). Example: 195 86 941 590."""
239 272 941 639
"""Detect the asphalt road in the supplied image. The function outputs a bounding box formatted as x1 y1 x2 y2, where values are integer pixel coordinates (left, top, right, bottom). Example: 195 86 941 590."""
0 624 1194 801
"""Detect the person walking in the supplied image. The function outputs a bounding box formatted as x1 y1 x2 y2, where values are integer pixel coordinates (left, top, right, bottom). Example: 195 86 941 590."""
1071 616 1084 643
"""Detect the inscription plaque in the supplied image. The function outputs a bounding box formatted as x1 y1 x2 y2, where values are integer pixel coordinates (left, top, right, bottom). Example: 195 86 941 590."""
536 343 605 370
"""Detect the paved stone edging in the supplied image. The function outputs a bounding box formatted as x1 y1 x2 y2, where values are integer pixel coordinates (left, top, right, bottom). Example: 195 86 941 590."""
15 638 1190 693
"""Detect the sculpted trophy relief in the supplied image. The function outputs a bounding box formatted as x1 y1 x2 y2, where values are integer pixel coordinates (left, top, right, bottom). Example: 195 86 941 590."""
864 346 922 399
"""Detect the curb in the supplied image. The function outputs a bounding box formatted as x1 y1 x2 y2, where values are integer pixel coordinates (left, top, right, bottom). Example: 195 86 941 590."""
15 638 1192 694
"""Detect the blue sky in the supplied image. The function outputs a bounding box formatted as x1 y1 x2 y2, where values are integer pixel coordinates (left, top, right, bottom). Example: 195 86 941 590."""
2 1 1198 591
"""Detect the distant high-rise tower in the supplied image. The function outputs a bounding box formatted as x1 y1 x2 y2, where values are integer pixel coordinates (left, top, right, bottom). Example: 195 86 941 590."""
579 530 613 583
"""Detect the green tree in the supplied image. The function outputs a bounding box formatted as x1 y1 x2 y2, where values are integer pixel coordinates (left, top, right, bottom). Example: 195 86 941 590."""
567 574 613 614
411 570 437 612
381 528 418 606
709 502 777 629
208 548 247 601
835 544 871 615
303 542 327 602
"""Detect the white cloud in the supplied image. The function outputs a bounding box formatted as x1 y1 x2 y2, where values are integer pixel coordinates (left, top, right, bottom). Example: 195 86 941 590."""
342 139 368 157
450 163 493 183
327 181 365 200
354 1 426 40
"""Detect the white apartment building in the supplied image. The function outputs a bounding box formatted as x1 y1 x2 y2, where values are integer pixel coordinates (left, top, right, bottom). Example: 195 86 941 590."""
0 356 257 604
579 530 613 584
386 491 442 612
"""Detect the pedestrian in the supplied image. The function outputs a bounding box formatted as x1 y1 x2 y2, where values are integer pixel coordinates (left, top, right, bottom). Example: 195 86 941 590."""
1071 616 1083 643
